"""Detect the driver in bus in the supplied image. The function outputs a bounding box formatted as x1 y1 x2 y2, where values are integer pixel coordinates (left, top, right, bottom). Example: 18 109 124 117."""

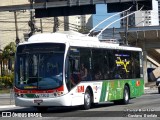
80 63 88 81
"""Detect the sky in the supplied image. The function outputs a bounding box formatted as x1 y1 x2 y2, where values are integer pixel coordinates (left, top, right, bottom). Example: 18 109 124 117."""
93 4 120 30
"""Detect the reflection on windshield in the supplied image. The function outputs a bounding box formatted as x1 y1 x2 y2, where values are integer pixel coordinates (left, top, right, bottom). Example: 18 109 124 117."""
15 43 65 90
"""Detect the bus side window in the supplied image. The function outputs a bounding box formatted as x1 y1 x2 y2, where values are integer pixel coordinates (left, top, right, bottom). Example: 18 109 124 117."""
106 50 116 79
80 48 92 81
92 49 104 80
103 51 110 80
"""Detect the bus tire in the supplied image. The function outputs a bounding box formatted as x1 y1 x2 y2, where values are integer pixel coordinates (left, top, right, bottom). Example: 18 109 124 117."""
83 88 91 110
36 106 48 112
122 85 129 105
158 87 160 94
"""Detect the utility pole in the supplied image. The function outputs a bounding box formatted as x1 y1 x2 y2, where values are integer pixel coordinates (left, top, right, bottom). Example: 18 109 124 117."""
64 16 69 31
113 27 115 39
14 11 20 45
53 17 59 32
124 11 129 45
29 0 35 36
136 2 138 11
40 19 43 33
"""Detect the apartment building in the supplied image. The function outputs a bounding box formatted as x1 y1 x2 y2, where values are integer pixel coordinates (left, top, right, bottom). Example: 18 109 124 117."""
121 0 159 27
158 0 160 24
57 15 93 32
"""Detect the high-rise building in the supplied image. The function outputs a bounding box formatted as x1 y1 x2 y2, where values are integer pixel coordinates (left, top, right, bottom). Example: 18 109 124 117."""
158 0 160 24
121 0 159 27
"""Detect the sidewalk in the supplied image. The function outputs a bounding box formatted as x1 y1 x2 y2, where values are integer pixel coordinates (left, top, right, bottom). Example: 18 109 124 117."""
144 87 158 94
0 94 14 98
0 92 15 106
144 81 158 94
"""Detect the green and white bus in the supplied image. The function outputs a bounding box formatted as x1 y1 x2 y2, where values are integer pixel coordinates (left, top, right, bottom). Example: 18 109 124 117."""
14 31 144 111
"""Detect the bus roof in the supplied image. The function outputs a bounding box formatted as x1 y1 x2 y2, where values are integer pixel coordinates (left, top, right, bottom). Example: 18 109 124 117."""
20 31 142 52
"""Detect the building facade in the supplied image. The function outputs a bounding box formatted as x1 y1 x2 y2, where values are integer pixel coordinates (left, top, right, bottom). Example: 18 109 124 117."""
121 0 159 27
158 0 160 24
59 15 93 32
0 1 93 49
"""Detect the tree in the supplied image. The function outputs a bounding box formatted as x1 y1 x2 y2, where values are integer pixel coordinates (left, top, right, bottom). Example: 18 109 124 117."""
78 26 90 34
1 42 16 76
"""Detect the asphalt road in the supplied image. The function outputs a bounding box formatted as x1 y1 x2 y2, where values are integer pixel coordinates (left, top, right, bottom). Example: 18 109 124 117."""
0 92 160 119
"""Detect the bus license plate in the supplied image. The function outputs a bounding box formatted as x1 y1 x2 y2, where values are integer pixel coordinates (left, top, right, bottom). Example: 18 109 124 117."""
34 100 43 103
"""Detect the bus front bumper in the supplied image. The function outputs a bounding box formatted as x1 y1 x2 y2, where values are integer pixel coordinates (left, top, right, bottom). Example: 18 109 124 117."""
15 94 72 107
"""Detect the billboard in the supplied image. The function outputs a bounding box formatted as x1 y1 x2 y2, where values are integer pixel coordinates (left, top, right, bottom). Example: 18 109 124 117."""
35 0 95 17
107 1 153 13
35 5 96 18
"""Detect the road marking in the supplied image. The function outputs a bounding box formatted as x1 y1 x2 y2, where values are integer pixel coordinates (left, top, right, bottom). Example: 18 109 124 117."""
0 105 16 109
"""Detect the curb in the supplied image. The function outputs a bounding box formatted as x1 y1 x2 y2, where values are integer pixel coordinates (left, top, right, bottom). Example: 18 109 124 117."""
144 87 150 90
144 87 158 94
0 105 15 109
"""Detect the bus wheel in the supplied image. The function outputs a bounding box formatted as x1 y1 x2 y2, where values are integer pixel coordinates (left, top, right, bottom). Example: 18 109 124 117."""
36 106 48 112
122 85 129 105
83 88 91 110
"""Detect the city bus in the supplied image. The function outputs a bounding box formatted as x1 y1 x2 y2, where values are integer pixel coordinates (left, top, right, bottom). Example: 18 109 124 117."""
14 31 144 111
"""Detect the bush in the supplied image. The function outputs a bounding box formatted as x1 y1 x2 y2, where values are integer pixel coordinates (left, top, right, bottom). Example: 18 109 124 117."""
0 74 14 88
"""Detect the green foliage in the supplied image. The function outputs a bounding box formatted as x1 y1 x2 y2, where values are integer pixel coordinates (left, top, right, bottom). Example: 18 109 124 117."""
0 74 14 89
2 42 16 59
0 42 16 89
78 27 90 34
0 42 16 76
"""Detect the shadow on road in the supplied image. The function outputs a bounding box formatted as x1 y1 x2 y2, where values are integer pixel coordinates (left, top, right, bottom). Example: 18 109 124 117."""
0 101 135 113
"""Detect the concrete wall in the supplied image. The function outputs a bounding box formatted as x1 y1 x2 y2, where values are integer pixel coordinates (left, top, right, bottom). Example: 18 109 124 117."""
0 10 54 49
0 0 29 6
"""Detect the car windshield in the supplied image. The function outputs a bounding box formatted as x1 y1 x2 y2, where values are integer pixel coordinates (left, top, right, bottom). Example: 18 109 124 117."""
15 43 65 90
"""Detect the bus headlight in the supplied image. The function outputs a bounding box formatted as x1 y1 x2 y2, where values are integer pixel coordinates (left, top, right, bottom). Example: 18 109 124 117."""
15 93 20 97
53 91 64 97
15 93 24 97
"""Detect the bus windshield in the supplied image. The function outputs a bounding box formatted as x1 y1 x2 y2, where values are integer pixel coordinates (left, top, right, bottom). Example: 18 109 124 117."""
15 43 65 90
